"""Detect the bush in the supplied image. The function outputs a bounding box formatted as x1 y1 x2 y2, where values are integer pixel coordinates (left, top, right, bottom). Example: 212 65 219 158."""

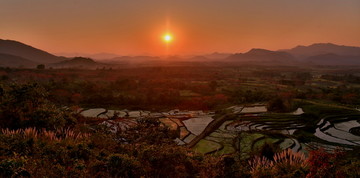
307 148 345 178
107 154 143 177
0 83 78 130
0 155 30 177
36 64 45 70
267 97 293 113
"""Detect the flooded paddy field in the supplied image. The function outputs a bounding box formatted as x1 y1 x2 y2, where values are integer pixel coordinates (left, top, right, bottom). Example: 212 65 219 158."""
79 104 360 157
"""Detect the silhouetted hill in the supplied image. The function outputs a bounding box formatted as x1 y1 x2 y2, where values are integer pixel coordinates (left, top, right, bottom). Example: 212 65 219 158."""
56 52 121 60
0 39 66 64
103 56 161 64
4 39 360 67
50 57 108 69
188 55 209 61
305 53 360 65
204 52 231 59
0 53 37 68
226 48 296 64
284 43 360 58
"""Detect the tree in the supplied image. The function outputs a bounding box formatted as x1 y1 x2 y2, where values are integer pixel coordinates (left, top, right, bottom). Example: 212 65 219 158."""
36 64 45 70
267 96 293 113
0 83 77 129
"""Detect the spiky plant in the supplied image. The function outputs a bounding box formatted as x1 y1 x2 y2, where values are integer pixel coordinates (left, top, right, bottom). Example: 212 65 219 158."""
248 149 308 177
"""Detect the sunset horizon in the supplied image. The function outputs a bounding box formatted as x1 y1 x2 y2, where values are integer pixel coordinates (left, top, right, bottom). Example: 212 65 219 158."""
2 37 360 58
1 0 359 56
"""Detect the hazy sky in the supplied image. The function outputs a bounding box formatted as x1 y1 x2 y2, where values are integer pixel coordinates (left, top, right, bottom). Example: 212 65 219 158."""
1 0 360 55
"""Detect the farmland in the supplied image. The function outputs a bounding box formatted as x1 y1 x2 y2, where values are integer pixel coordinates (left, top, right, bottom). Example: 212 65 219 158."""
1 64 360 177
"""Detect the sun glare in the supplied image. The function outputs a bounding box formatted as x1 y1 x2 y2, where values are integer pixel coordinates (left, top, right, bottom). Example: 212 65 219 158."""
163 34 173 43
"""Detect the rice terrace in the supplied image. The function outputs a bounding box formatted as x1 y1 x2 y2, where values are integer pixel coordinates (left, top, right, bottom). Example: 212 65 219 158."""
78 103 360 156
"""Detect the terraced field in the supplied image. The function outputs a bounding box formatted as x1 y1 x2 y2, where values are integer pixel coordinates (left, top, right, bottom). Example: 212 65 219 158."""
80 104 360 156
315 116 360 146
187 105 360 156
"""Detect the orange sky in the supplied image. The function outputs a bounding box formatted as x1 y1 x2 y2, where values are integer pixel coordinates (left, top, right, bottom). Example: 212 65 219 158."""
1 0 360 56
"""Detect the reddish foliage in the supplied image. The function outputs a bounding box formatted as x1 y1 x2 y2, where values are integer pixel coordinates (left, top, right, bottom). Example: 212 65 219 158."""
306 148 346 178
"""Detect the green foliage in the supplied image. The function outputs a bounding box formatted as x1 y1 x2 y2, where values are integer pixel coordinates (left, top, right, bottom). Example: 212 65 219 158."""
107 154 142 177
267 94 295 113
300 101 357 118
0 155 30 177
0 83 78 130
229 88 270 104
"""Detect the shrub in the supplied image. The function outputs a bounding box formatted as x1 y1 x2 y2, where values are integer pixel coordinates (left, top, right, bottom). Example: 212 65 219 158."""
36 64 45 70
107 154 142 177
267 97 293 113
248 149 308 177
307 148 346 178
0 83 78 130
0 155 30 177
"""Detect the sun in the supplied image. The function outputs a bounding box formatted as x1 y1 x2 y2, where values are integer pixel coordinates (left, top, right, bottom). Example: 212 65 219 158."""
163 34 173 43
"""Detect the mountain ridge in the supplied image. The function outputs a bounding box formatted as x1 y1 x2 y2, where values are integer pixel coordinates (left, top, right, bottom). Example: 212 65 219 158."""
1 39 360 67
283 43 360 58
0 39 66 64
226 48 297 64
0 53 37 68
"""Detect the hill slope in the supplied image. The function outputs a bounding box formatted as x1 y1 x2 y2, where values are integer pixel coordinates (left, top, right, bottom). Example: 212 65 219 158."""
226 48 296 65
284 43 360 58
0 53 37 68
305 53 360 65
0 39 66 64
50 57 108 69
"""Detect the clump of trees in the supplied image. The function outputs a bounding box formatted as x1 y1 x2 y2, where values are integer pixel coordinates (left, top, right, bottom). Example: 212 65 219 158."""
267 97 293 113
36 64 45 70
0 83 78 130
229 88 270 104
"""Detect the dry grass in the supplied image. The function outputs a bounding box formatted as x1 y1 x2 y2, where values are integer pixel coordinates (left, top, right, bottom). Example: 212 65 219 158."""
23 128 38 139
248 156 273 173
1 127 91 141
272 148 307 167
1 128 21 136
248 149 308 176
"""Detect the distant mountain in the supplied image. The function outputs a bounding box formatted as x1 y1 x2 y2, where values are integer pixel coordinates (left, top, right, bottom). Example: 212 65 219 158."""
226 48 296 64
188 55 209 61
3 39 360 68
50 57 108 69
0 53 37 68
0 39 66 64
284 43 360 58
204 52 231 59
305 53 360 65
88 53 120 60
56 52 121 60
103 56 161 64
